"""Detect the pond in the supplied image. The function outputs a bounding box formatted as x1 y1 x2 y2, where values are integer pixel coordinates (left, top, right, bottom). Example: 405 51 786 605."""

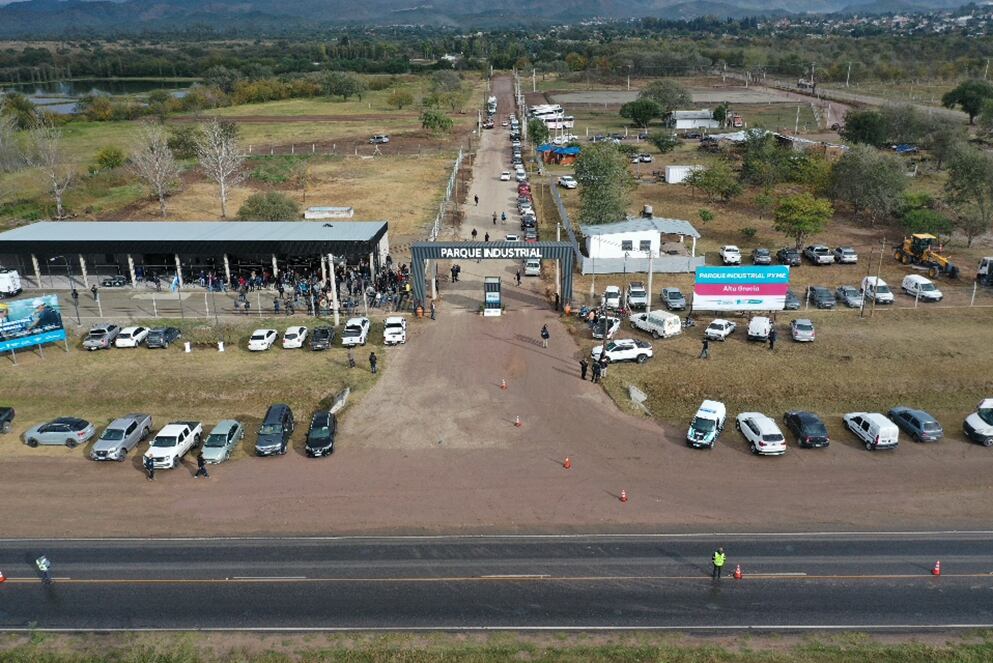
1 78 194 114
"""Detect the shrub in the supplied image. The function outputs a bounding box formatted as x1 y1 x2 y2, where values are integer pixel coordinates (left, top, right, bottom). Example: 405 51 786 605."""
237 191 301 221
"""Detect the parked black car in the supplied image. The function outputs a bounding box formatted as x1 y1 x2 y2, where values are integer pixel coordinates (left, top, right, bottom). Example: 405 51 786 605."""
145 327 181 349
101 275 127 287
888 406 944 443
255 404 294 456
777 247 802 266
305 411 337 457
751 248 772 265
783 411 830 448
806 286 836 309
310 326 335 351
0 406 14 434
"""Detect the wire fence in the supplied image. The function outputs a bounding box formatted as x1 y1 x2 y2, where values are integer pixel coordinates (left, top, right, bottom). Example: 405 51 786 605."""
427 147 464 242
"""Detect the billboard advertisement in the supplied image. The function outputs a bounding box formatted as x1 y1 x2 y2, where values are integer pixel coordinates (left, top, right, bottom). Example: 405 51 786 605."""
692 266 790 311
0 294 66 352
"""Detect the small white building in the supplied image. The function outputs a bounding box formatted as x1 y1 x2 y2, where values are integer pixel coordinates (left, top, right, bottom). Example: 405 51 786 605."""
305 206 354 220
667 110 720 131
665 165 704 184
581 217 701 258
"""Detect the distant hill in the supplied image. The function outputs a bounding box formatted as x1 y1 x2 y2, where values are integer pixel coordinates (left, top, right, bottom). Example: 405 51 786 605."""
0 0 967 36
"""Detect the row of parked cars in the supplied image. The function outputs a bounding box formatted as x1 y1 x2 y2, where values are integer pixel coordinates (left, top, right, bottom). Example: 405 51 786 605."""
7 405 340 463
82 325 181 350
720 244 859 267
247 317 407 351
686 399 993 454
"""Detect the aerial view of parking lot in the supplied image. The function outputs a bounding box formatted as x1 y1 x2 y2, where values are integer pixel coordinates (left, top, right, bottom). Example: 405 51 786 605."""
2 3 993 661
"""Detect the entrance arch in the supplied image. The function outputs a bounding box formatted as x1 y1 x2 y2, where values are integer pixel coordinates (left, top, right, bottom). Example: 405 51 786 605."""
410 241 575 309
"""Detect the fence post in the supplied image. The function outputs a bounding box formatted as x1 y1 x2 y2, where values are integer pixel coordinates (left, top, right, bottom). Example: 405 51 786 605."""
972 281 978 307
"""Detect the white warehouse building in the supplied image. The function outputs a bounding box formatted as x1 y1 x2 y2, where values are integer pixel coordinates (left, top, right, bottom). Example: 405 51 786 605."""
579 217 705 274
666 110 720 131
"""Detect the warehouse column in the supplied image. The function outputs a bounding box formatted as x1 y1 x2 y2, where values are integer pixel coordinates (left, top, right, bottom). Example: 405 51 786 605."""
320 255 327 283
31 254 42 289
368 251 375 278
271 254 279 279
174 254 183 287
328 253 340 327
78 254 89 289
127 255 137 287
223 254 231 285
691 236 697 257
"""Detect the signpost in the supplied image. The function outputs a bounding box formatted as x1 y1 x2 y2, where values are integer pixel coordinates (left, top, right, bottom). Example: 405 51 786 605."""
692 266 790 311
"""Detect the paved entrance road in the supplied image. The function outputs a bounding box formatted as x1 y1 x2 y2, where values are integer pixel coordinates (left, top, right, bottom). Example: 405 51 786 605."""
2 532 991 630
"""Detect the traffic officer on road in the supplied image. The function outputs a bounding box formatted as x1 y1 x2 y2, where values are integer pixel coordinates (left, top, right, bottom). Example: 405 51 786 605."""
712 547 726 580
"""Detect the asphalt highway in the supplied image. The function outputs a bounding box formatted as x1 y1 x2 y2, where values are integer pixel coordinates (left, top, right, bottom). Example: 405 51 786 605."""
1 532 993 631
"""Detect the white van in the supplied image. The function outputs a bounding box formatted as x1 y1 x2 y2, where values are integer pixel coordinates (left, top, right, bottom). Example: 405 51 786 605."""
901 274 943 302
746 316 772 341
523 258 541 276
629 310 682 339
0 269 21 298
861 276 894 304
843 412 900 451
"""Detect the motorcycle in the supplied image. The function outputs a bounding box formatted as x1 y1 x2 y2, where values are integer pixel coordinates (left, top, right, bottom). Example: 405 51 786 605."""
35 555 52 585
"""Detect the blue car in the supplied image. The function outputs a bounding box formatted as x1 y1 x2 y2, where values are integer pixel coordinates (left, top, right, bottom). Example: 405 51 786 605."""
887 407 943 443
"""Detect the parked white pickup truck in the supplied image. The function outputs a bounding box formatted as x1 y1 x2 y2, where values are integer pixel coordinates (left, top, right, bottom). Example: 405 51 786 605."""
145 421 202 469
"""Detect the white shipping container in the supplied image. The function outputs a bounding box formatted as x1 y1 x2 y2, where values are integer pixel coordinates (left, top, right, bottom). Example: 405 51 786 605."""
665 165 703 184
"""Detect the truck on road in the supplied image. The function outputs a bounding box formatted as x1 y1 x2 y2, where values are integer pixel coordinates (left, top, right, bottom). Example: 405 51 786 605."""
145 421 202 469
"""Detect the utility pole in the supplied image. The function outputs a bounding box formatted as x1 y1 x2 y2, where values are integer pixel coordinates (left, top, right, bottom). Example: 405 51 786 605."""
532 68 536 93
846 62 852 87
646 251 654 314
794 105 800 135
870 238 885 318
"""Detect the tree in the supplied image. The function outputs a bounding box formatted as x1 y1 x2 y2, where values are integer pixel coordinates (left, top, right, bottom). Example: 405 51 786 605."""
1 92 38 130
829 145 906 224
420 108 453 134
955 210 988 247
0 114 21 173
237 191 300 221
978 99 993 138
638 79 690 115
880 104 936 146
619 99 661 129
686 159 741 202
900 208 952 238
712 102 730 126
322 71 366 100
924 125 966 171
527 118 549 146
387 89 414 110
574 142 634 224
94 146 126 171
130 122 182 217
26 123 74 219
945 144 993 239
203 65 241 93
195 119 246 219
431 70 462 94
840 109 888 147
648 132 678 154
941 79 993 124
168 125 203 160
773 193 833 250
740 131 791 187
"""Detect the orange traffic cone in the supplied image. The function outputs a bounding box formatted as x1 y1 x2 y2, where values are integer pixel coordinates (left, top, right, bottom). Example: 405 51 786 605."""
733 564 743 580
563 457 572 470
514 415 522 428
931 560 941 576
619 489 628 503
0 570 5 583
500 379 507 390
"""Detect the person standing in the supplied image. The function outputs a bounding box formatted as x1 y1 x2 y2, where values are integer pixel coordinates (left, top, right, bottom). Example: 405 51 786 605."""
474 194 479 206
515 270 521 286
369 352 378 374
492 212 497 225
579 358 589 381
591 361 602 384
712 547 727 580
540 324 550 348
144 455 155 481
471 228 478 241
90 284 98 301
484 232 490 242
768 327 777 351
430 299 436 320
194 452 209 479
699 337 710 360
451 266 457 283
347 347 356 369
71 288 79 305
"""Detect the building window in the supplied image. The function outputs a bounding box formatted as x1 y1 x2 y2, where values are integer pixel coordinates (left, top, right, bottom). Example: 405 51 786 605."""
639 240 651 252
620 240 633 251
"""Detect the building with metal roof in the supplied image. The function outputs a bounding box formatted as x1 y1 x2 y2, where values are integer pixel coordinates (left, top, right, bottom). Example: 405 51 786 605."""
578 216 704 275
0 220 389 289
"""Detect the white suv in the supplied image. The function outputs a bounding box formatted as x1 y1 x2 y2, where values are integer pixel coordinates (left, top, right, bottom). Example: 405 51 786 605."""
383 316 407 345
735 412 787 455
720 245 742 265
558 175 578 189
341 317 371 347
704 319 736 341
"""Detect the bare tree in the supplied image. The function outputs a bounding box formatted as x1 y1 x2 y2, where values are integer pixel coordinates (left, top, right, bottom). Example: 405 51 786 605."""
195 119 245 218
129 122 182 217
27 122 74 219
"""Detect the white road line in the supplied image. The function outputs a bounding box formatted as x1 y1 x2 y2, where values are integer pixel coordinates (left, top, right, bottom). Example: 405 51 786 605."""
0 625 991 633
747 573 808 577
2 530 993 543
479 574 551 579
230 576 306 580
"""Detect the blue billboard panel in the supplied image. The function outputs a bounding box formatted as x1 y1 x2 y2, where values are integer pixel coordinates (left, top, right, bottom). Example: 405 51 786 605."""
0 294 66 352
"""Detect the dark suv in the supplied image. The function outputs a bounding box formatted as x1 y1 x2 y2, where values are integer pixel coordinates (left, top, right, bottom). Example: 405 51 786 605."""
806 286 835 309
0 406 14 434
146 327 181 349
310 327 335 351
305 411 337 457
777 247 802 266
255 404 294 456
